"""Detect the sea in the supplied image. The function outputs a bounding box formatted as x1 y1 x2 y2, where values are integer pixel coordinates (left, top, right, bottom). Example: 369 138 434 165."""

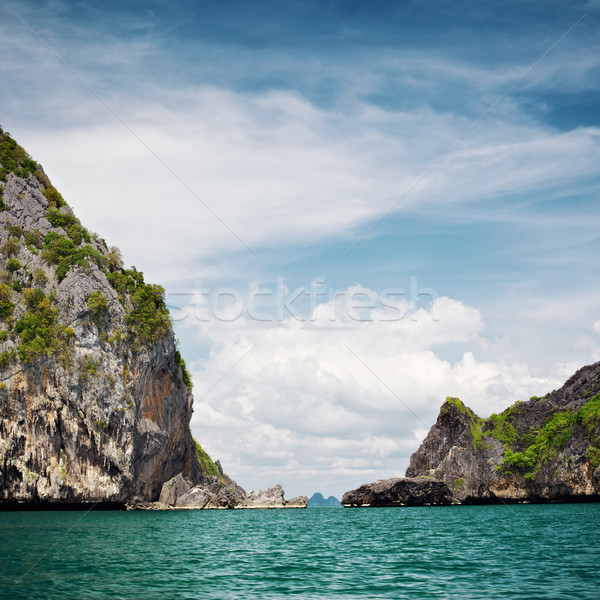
1 503 599 599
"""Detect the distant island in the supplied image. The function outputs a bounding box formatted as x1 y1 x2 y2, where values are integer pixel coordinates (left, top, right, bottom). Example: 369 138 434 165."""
307 493 342 507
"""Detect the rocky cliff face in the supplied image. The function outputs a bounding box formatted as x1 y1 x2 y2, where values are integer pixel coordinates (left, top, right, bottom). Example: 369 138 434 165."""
343 362 600 506
0 128 224 506
406 361 600 502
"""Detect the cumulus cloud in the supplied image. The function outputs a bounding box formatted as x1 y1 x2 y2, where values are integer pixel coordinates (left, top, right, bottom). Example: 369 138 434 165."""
186 285 561 497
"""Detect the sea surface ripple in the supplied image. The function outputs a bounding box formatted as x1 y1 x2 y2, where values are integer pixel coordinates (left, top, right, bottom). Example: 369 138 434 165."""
1 503 599 599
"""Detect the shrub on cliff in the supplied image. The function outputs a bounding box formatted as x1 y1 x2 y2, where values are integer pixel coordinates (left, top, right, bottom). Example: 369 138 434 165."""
175 349 193 389
193 438 223 482
125 282 170 347
46 207 76 229
0 131 38 181
42 232 107 281
41 186 66 208
87 291 109 330
14 290 62 362
0 284 14 320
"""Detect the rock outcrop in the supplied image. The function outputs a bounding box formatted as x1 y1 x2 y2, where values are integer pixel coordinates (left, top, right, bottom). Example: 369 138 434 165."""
284 495 309 508
342 361 600 506
244 484 286 507
156 477 307 509
0 127 231 506
156 473 247 509
342 478 453 507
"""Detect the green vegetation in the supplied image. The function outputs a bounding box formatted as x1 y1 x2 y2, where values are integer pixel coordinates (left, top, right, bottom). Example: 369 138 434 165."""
67 224 91 245
42 232 107 282
42 231 76 263
13 289 66 363
46 207 76 229
6 224 22 238
34 167 51 189
174 349 193 389
33 268 48 286
0 284 15 320
0 129 179 366
78 357 99 385
1 238 20 257
93 419 107 432
108 328 123 345
0 349 16 367
114 268 170 347
6 258 21 273
493 393 600 479
193 438 223 481
586 446 600 468
442 396 472 416
24 229 42 248
41 186 65 208
0 130 38 181
87 291 109 330
104 266 172 349
443 398 489 450
452 478 463 492
106 268 140 301
469 419 490 451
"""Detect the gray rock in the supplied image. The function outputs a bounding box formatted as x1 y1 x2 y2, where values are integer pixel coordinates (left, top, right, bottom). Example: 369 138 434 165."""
285 495 309 507
159 474 192 506
176 486 218 509
245 484 286 507
342 478 453 507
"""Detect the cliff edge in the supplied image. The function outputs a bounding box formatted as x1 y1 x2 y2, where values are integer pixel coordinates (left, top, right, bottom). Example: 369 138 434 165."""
0 127 229 506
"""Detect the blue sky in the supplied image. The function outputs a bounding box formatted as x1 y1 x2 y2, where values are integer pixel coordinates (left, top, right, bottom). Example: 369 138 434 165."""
1 0 600 497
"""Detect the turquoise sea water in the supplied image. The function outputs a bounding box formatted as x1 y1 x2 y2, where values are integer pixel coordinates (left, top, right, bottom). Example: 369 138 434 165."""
1 503 599 599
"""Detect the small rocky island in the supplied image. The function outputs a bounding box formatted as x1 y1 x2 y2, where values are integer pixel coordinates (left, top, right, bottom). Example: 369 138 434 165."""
0 128 306 510
343 362 600 506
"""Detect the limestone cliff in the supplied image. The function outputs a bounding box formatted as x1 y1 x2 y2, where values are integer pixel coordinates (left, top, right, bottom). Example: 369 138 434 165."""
405 362 600 503
0 127 225 506
342 361 600 506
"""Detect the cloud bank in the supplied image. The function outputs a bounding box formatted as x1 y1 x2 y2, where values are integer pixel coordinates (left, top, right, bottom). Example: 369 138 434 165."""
185 286 561 497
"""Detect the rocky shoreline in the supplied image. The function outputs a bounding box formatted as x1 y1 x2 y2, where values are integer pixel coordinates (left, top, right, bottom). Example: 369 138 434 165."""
129 475 308 510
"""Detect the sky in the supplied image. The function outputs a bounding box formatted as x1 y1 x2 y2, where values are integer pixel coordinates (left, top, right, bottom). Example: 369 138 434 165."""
1 0 600 498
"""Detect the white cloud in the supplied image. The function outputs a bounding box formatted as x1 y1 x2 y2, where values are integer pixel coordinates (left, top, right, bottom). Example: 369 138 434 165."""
594 320 600 334
188 286 562 498
10 87 599 287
